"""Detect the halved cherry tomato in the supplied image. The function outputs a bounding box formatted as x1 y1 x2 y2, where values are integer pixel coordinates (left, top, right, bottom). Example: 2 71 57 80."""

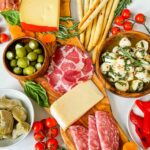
135 13 145 24
35 142 45 150
34 131 45 142
32 121 43 133
123 21 133 31
45 118 57 128
121 9 131 19
111 26 121 35
46 127 59 138
114 16 124 26
46 138 58 150
0 33 9 43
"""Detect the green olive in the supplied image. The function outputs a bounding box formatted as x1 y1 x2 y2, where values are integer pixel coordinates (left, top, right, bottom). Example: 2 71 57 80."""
13 67 22 75
30 61 36 66
17 58 29 68
29 40 39 49
15 43 23 50
33 48 42 54
6 51 15 60
27 52 38 61
35 63 42 70
24 44 32 53
23 66 36 75
16 47 27 58
37 55 44 63
10 59 17 67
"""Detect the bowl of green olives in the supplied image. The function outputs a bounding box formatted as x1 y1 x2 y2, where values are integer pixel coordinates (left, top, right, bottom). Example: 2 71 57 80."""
3 37 49 80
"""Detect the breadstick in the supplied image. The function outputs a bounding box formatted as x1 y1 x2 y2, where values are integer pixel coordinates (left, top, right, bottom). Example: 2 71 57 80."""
101 0 114 36
92 0 120 64
84 0 90 15
78 0 100 28
79 0 109 32
85 0 94 49
77 0 85 44
92 5 106 47
87 16 98 51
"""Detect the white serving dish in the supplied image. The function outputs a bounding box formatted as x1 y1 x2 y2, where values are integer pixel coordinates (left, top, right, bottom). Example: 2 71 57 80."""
0 89 34 148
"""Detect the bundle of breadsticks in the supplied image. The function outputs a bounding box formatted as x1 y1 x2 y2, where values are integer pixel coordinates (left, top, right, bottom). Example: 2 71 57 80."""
77 0 120 64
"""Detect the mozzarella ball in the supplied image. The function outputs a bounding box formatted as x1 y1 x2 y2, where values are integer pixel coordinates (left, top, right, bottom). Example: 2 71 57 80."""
119 37 131 48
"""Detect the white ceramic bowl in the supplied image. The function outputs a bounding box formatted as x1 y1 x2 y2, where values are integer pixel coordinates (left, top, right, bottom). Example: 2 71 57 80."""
127 100 149 150
0 89 34 148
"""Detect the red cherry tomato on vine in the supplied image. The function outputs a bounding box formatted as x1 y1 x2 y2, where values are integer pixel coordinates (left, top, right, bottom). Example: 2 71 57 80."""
32 121 43 133
135 13 145 24
121 9 131 19
111 26 121 35
35 142 45 150
123 21 133 31
114 16 124 26
45 118 57 128
46 127 59 138
0 33 9 43
34 131 45 142
46 138 58 150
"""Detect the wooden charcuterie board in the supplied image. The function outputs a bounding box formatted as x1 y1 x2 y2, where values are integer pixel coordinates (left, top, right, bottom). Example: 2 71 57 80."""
18 0 129 149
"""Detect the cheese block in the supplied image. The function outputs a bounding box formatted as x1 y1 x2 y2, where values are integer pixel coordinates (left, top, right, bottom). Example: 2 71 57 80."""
20 0 60 32
50 80 104 130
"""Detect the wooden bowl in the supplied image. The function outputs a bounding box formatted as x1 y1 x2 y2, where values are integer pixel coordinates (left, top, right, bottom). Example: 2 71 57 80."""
96 31 150 98
3 37 50 81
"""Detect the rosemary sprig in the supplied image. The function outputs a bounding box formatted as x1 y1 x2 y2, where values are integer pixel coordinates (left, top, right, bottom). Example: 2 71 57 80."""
60 16 75 22
114 0 132 18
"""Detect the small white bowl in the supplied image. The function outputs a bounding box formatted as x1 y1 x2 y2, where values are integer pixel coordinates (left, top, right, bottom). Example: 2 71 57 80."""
127 100 150 150
0 89 34 148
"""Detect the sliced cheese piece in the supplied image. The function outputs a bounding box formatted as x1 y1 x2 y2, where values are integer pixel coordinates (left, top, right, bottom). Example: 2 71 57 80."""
50 80 104 130
20 0 60 32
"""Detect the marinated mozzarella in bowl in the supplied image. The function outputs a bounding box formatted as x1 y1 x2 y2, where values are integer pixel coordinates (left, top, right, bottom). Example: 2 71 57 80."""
100 37 150 93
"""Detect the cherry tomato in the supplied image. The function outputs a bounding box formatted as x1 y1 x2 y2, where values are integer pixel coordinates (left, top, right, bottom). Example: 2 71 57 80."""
35 142 45 150
121 9 131 19
46 138 58 150
123 21 133 31
135 13 145 24
32 121 43 133
111 26 121 35
114 16 124 26
46 127 59 138
0 33 9 43
45 118 57 128
34 131 45 142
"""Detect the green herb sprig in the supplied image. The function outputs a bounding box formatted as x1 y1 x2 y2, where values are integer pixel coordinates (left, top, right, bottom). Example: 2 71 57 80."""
114 0 132 18
24 81 49 107
0 10 20 25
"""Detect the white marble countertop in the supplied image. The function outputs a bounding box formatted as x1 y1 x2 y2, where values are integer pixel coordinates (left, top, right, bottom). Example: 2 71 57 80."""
1 0 150 149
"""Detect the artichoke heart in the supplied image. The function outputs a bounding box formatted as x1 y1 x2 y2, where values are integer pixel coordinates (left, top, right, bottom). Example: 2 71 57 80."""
12 106 27 122
0 110 14 135
12 122 30 139
0 97 22 110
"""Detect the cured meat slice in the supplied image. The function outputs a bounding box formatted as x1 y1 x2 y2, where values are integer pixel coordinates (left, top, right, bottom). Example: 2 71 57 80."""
46 45 94 93
88 115 101 150
95 111 119 150
69 125 88 150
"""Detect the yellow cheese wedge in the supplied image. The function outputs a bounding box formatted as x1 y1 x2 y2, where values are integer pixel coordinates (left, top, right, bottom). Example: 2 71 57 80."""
20 0 60 32
50 80 104 130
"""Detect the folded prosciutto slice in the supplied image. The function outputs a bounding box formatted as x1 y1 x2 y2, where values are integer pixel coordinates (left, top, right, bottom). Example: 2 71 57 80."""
0 0 19 11
69 125 88 150
88 115 101 150
95 111 119 150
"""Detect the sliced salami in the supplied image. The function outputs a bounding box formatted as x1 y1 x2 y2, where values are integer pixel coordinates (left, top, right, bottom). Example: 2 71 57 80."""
95 111 119 150
69 125 88 150
46 45 94 93
88 115 101 150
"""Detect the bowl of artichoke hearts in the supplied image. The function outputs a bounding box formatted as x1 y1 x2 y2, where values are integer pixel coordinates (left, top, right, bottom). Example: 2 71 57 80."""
0 89 34 148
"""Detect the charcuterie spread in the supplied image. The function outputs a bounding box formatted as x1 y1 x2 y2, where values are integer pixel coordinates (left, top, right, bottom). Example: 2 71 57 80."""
0 0 150 150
